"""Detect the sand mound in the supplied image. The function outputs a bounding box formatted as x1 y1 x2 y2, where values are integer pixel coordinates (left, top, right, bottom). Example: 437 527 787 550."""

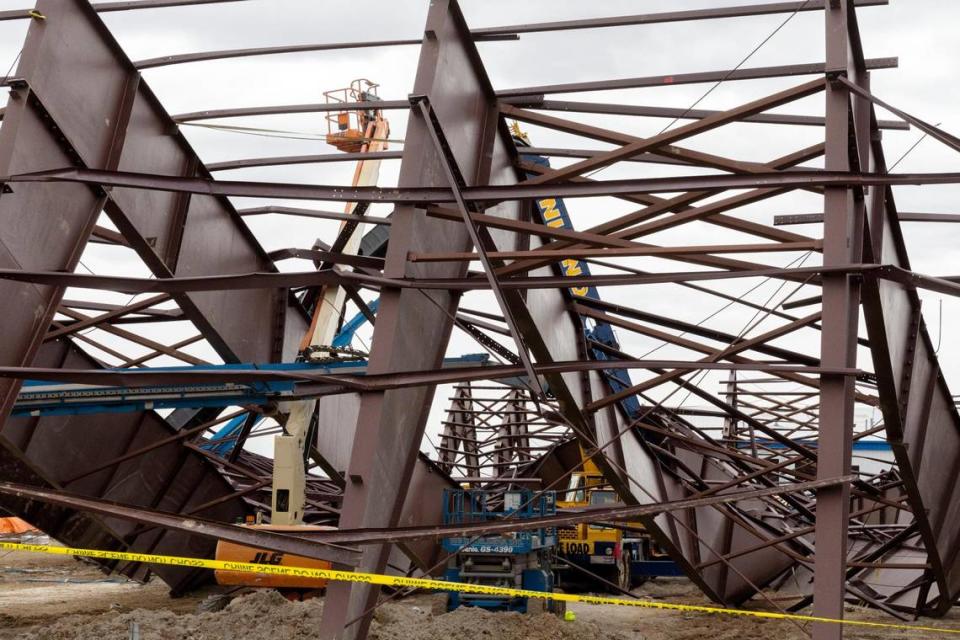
370 604 637 640
15 590 323 640
14 590 637 640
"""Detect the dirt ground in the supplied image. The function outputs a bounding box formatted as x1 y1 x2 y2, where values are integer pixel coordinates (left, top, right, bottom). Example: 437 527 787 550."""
2 545 959 640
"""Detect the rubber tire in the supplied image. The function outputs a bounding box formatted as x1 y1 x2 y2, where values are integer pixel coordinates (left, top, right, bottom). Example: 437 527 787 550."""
617 554 633 591
196 593 232 613
549 589 567 617
612 556 630 593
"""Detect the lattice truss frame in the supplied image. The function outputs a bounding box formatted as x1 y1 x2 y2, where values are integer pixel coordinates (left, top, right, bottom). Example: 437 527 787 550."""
1 2 960 639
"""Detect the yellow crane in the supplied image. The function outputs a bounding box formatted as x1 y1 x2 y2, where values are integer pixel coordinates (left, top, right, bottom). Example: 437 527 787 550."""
555 446 633 591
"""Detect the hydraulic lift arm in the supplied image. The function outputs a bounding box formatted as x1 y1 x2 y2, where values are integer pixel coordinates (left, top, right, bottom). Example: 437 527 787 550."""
273 80 390 525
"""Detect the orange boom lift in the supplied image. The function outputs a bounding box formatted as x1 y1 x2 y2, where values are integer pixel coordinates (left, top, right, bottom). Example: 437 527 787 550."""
215 80 390 593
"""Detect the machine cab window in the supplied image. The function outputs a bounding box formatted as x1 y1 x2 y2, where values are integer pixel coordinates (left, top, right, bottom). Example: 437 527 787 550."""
566 473 586 503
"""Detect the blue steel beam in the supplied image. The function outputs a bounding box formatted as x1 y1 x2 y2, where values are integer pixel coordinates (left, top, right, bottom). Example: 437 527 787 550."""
13 355 489 417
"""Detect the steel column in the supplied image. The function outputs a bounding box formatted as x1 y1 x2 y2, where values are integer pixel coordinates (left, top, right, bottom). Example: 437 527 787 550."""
318 2 503 636
812 2 861 637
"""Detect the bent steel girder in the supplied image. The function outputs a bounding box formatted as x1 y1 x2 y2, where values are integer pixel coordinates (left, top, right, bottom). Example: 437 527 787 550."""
1 1 960 638
317 2 524 636
848 13 960 615
0 339 250 593
0 0 297 591
0 0 452 596
319 3 827 627
0 0 264 592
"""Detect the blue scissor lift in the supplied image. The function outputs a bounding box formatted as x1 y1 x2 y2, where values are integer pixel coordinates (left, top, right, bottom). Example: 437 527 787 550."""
441 488 564 615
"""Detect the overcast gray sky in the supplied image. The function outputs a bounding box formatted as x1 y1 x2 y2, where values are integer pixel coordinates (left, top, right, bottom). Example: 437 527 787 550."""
0 0 957 454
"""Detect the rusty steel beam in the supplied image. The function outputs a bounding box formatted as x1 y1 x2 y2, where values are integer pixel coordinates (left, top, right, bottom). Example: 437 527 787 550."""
573 299 825 370
120 335 205 368
516 78 826 185
0 475 855 558
14 261 960 296
302 476 855 547
408 240 823 263
0 360 866 410
414 96 544 395
473 1 887 37
584 311 825 412
94 0 249 11
239 205 391 226
207 151 403 172
56 307 209 365
519 146 699 168
776 212 960 225
0 0 890 25
45 294 171 341
502 98 908 130
811 3 861 637
11 165 960 204
316 3 519 636
495 58 897 99
134 39 424 69
172 100 410 123
134 31 518 70
507 107 829 181
0 0 254 20
267 248 384 271
0 261 945 302
0 481 359 566
512 158 817 247
839 76 960 157
90 225 130 246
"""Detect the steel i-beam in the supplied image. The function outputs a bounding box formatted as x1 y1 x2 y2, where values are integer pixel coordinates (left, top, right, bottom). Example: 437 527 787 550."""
811 2 862 638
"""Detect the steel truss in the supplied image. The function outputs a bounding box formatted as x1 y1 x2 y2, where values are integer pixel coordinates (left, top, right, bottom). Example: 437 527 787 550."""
0 2 958 640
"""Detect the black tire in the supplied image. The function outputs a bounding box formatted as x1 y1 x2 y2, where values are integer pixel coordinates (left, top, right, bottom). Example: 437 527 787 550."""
549 589 567 617
616 555 631 592
196 593 232 613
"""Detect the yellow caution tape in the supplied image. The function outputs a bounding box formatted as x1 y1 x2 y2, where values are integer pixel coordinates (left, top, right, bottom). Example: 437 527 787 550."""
2 541 959 636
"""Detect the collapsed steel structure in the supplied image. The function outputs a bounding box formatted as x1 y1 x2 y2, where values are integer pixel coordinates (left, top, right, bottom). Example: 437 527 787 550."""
0 1 959 639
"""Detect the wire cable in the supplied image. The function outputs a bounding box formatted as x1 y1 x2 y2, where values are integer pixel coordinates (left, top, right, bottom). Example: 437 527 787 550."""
1 48 22 85
888 122 940 172
582 0 813 180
